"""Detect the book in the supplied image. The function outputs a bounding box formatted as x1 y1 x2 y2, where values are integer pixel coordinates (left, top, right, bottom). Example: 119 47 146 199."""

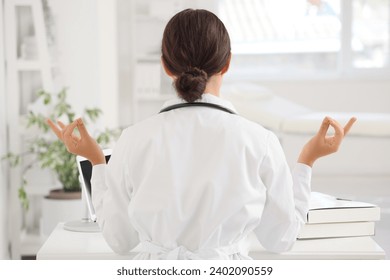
307 192 380 224
298 221 375 239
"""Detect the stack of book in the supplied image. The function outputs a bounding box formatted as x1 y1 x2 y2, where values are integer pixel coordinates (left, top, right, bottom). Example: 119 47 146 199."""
298 192 381 239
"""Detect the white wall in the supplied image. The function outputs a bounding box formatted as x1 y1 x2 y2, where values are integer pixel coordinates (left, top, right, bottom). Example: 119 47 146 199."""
0 0 9 260
49 0 120 128
97 0 119 129
49 0 100 111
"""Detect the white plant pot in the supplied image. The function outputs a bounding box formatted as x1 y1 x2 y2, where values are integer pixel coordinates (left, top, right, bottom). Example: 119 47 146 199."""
40 190 85 239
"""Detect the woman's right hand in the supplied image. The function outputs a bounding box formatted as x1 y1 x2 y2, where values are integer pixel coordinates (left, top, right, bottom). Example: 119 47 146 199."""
47 118 105 166
298 116 357 167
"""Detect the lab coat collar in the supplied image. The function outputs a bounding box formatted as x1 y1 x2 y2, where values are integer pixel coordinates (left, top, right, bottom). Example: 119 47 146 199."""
161 93 238 114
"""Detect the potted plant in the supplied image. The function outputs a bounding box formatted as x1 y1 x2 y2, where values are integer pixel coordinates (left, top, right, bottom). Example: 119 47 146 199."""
3 88 119 235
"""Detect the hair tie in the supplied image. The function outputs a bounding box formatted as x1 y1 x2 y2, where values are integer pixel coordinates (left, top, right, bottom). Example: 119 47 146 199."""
182 67 208 79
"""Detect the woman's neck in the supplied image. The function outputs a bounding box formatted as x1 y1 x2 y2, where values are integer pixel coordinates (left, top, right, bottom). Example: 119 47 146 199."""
204 74 222 97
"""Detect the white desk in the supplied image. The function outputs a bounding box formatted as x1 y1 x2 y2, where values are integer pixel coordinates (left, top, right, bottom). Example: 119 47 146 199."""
37 223 386 260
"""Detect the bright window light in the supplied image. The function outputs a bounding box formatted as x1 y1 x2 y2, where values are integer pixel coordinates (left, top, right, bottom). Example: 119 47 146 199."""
352 0 389 68
218 0 390 78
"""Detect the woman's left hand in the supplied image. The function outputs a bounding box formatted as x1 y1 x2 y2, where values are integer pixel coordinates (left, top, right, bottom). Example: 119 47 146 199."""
47 118 105 165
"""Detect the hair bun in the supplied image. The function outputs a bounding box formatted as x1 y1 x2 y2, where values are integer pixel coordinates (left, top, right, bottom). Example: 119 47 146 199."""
175 67 208 103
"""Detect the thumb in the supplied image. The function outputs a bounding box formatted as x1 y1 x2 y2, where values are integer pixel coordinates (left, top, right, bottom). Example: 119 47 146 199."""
76 118 90 138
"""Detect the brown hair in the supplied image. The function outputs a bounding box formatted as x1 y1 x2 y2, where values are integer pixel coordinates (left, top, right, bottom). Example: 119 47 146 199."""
161 9 231 102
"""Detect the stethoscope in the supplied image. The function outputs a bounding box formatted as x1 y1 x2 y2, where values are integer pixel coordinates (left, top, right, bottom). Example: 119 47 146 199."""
159 102 236 115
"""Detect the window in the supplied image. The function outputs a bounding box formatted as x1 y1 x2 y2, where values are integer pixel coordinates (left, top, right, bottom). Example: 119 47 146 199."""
352 0 389 68
218 0 390 79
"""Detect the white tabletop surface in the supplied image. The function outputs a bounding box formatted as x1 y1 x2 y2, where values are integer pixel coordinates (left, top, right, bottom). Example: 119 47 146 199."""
37 223 386 260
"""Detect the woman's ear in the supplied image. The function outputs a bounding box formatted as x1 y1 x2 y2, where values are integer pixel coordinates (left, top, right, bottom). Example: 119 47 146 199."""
221 53 232 75
161 57 175 78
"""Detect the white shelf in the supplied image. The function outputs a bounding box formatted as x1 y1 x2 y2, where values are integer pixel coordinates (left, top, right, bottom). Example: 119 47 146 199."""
131 0 174 122
5 0 54 259
16 59 43 71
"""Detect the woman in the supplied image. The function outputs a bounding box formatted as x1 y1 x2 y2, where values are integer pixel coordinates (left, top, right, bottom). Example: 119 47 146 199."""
48 9 356 259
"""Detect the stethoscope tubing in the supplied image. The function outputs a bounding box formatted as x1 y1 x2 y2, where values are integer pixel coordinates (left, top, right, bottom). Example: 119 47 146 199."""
159 102 236 115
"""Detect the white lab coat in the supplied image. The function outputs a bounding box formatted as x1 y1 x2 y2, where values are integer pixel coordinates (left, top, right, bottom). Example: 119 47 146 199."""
91 93 312 259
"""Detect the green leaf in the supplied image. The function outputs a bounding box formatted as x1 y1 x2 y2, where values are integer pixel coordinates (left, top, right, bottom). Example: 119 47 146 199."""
1 87 119 211
18 181 29 211
36 90 46 98
43 94 51 105
36 90 52 105
58 88 67 102
1 152 21 167
85 108 102 122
